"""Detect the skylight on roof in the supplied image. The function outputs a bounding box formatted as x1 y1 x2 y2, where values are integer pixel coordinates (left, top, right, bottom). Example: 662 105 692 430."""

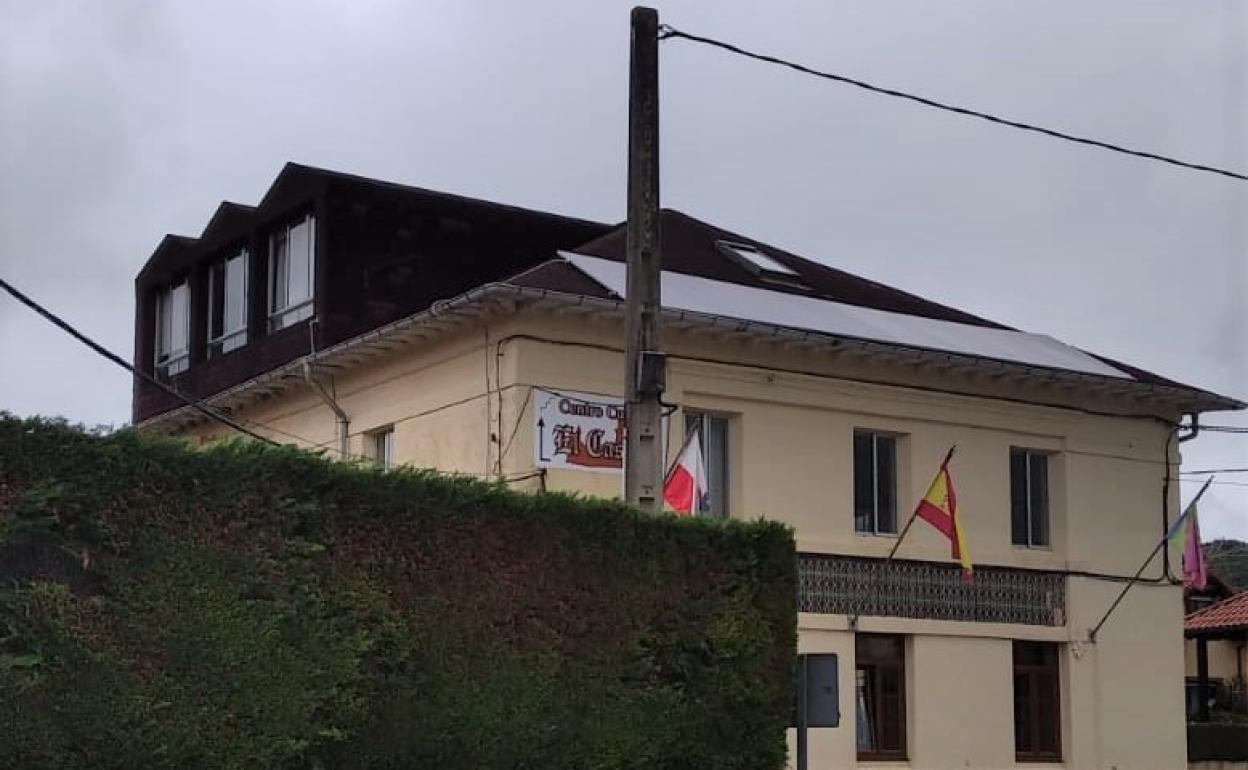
716 240 799 277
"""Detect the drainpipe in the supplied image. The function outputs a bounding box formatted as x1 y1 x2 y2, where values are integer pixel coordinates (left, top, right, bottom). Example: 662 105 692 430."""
302 358 349 461
1179 413 1201 443
1164 414 1201 579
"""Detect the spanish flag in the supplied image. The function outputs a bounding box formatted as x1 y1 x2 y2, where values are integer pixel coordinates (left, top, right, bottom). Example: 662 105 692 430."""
914 447 972 580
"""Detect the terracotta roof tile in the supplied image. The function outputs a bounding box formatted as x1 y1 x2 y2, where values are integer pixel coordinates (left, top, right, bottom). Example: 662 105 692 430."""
1187 591 1248 633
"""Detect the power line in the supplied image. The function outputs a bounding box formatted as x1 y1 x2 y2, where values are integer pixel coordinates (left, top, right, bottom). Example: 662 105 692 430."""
0 275 279 446
658 26 1248 183
1177 477 1248 489
1184 468 1248 475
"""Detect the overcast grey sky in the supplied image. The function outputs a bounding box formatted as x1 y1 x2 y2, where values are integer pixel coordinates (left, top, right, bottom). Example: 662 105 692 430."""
2 1 1247 537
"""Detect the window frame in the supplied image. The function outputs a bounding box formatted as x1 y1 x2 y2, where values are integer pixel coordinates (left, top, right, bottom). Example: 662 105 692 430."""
854 429 899 536
370 427 395 470
715 239 799 276
154 277 190 378
714 239 810 290
682 410 730 519
1013 641 1062 762
855 633 907 762
268 213 316 331
1010 448 1051 549
207 248 249 356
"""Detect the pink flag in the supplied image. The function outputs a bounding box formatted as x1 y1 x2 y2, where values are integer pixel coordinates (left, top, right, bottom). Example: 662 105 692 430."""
1184 509 1208 590
663 431 707 516
1167 478 1211 590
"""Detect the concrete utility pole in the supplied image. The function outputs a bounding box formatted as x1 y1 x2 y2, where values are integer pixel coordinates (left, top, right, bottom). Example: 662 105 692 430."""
624 6 665 511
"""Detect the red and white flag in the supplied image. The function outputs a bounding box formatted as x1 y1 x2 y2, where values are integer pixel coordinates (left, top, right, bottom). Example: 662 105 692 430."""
663 431 707 516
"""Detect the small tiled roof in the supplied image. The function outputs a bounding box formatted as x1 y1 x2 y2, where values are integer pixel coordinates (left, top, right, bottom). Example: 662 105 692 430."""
1187 592 1248 634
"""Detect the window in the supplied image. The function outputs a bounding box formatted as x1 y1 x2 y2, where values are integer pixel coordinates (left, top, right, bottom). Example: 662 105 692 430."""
716 240 798 276
1011 449 1050 547
854 430 897 535
683 411 729 518
715 240 810 289
154 278 190 377
269 213 315 330
1014 642 1061 761
208 250 248 355
370 427 395 470
856 634 906 760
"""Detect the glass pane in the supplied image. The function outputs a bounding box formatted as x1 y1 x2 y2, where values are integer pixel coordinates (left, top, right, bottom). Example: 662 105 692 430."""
875 436 896 534
856 666 875 751
853 432 874 532
1015 641 1055 667
224 252 247 334
169 282 189 355
271 231 289 312
1010 450 1028 545
725 243 798 276
1036 672 1058 753
706 415 728 518
1029 454 1049 547
879 668 902 751
857 634 903 663
1014 673 1032 753
287 217 312 305
376 430 394 469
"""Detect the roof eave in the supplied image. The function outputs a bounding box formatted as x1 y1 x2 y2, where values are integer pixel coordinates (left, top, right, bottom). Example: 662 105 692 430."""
137 285 1241 435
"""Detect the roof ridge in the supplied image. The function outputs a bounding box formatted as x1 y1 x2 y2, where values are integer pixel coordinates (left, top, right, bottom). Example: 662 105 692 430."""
277 161 610 230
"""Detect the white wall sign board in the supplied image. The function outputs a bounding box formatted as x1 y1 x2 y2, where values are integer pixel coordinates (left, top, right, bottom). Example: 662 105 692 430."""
534 388 626 474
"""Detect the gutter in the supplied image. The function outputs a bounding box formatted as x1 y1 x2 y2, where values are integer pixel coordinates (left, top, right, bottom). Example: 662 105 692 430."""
136 281 1245 433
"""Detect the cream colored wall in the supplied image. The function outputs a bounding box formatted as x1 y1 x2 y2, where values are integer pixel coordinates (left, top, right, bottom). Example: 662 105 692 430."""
502 314 1177 572
501 313 1188 770
908 635 1016 769
1186 638 1245 682
187 327 497 478
1066 575 1187 770
176 309 1195 769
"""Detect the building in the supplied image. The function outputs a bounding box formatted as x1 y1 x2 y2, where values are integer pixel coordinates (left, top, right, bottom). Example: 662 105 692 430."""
1185 577 1244 719
134 163 1244 769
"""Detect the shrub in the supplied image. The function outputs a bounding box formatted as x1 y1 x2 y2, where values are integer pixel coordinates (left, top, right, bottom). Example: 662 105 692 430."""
0 414 796 770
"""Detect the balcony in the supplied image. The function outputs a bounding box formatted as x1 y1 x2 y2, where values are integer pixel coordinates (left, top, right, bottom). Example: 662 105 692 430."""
798 552 1067 627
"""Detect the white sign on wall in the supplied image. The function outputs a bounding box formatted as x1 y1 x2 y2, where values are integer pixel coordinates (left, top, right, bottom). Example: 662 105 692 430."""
533 388 626 474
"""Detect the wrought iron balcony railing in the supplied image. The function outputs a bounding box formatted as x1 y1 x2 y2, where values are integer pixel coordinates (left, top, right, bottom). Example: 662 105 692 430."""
798 552 1066 627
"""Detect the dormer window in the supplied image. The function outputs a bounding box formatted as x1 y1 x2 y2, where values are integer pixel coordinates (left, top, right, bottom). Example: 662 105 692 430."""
269 213 315 330
208 250 248 355
715 240 809 289
154 278 190 377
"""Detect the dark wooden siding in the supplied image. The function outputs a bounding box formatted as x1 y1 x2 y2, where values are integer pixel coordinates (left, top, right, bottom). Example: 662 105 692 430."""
132 164 608 424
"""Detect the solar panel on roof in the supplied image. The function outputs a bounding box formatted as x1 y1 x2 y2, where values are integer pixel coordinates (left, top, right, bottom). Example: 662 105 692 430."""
559 252 1132 381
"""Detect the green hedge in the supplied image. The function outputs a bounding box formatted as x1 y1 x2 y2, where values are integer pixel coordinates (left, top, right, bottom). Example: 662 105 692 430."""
0 415 796 770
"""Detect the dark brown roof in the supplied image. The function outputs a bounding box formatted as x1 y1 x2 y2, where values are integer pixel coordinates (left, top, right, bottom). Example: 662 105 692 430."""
506 260 615 298
137 162 610 282
572 209 1009 330
539 209 1238 404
